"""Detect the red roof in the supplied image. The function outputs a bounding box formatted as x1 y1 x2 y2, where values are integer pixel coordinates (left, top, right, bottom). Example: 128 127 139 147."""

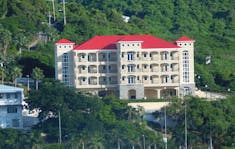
56 38 75 44
73 35 179 50
175 36 194 42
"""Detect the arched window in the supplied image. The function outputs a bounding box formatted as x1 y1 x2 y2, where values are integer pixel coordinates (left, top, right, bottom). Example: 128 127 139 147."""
127 64 135 72
128 76 135 84
182 51 189 82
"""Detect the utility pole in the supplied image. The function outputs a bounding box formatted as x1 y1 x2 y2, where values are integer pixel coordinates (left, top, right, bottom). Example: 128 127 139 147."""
164 104 167 149
48 11 52 27
209 134 213 149
62 0 66 25
209 120 213 149
59 111 62 144
117 139 120 149
185 100 187 149
142 135 145 149
163 87 167 149
52 0 56 21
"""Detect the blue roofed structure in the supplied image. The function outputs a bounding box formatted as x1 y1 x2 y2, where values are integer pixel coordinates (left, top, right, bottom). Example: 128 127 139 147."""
0 84 24 129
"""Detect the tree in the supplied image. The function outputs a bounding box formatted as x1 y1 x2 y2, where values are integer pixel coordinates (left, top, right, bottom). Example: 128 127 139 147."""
11 66 22 86
0 65 6 84
165 96 235 147
0 24 11 55
13 32 29 53
32 67 44 90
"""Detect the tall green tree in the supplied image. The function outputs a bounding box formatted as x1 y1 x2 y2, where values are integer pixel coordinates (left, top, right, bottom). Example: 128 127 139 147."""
0 64 6 84
11 66 22 86
0 24 11 55
32 67 44 90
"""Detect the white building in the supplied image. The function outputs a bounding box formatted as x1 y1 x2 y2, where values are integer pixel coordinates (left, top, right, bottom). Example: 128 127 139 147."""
0 85 24 129
55 35 195 99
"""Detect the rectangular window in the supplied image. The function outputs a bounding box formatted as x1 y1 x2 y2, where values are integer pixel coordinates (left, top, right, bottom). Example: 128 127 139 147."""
128 77 135 84
63 53 69 62
0 93 3 99
15 93 18 99
127 52 134 61
128 65 134 72
7 106 17 113
144 65 147 69
165 76 168 83
144 76 147 80
122 65 125 69
164 52 167 60
6 94 10 99
144 53 147 57
165 65 168 71
88 55 91 61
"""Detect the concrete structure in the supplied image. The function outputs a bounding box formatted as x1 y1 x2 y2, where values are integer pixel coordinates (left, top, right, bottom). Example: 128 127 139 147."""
128 102 169 113
0 85 24 129
55 35 195 99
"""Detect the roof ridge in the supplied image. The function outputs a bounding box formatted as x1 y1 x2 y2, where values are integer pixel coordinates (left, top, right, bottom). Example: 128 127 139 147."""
175 36 195 42
56 38 75 44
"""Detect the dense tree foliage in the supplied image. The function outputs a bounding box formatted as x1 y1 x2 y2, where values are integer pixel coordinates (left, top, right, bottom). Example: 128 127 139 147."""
156 96 235 148
0 129 43 149
27 80 163 148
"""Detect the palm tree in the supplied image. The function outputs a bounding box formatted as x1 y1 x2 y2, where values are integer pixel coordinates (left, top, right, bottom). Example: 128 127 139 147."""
0 25 12 55
13 33 29 54
12 66 22 86
32 67 44 90
0 65 6 84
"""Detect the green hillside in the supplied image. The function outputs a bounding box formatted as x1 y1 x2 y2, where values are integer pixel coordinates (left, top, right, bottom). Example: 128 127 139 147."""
0 0 234 92
0 1 235 147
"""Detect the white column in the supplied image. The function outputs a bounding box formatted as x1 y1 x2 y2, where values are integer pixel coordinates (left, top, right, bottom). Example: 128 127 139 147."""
96 52 98 62
157 89 161 99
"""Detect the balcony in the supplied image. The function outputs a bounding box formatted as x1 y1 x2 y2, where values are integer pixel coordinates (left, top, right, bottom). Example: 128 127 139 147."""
88 66 97 74
88 54 97 62
88 77 97 85
0 98 21 105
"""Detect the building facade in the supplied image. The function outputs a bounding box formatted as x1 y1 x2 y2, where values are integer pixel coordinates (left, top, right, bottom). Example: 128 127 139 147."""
55 35 195 99
0 85 24 129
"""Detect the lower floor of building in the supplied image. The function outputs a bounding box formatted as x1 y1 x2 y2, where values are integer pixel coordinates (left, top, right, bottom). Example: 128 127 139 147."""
77 84 195 99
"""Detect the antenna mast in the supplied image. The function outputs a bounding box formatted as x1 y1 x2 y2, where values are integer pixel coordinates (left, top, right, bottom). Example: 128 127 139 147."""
48 11 51 27
52 0 56 21
63 0 66 25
